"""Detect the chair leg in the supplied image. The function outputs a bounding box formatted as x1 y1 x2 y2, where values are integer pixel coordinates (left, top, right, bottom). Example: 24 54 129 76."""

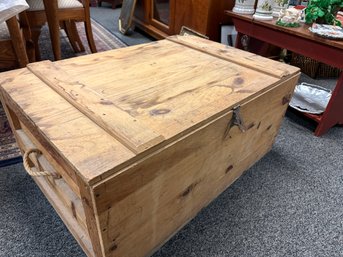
62 21 77 52
30 26 43 61
18 12 36 63
84 18 97 53
6 17 29 68
47 22 61 61
43 0 61 60
70 21 85 52
63 20 85 53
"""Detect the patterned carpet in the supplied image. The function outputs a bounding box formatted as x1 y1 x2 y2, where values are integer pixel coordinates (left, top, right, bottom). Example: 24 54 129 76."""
0 19 126 167
0 103 21 166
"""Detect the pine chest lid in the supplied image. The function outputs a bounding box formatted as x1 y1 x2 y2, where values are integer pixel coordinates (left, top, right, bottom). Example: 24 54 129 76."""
0 36 299 184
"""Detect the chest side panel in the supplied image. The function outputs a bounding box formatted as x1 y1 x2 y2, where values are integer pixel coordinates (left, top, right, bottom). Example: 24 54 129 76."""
92 75 299 257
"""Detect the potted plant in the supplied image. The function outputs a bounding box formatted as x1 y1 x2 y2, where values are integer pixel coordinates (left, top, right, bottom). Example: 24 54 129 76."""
305 0 343 26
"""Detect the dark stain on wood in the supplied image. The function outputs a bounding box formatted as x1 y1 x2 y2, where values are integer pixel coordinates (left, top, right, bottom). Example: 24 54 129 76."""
208 80 220 85
100 99 114 105
71 202 77 218
118 95 130 102
225 165 233 174
282 94 292 105
150 108 171 116
257 121 261 129
237 89 253 94
109 243 118 252
234 77 244 85
180 181 199 198
247 122 255 130
131 97 159 109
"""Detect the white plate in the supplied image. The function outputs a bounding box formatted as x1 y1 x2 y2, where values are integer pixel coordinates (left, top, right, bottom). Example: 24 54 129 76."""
289 83 332 114
309 23 343 40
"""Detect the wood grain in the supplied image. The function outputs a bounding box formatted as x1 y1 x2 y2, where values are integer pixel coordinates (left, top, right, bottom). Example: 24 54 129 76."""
14 129 95 257
27 61 164 154
0 68 135 184
93 75 299 257
0 37 300 257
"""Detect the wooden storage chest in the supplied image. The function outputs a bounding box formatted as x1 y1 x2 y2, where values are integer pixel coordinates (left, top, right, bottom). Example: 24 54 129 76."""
0 36 299 257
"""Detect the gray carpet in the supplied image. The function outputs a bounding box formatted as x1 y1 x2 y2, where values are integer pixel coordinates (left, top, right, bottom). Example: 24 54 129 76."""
89 3 153 46
1 5 343 257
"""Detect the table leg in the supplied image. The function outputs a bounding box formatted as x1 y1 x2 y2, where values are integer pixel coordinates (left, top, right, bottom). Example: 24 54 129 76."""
314 73 343 136
235 32 243 49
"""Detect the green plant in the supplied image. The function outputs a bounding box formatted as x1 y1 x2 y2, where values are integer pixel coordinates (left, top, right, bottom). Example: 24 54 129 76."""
305 0 343 26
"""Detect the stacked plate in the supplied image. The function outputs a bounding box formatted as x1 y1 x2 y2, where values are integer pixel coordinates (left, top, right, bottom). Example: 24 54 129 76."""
289 82 332 114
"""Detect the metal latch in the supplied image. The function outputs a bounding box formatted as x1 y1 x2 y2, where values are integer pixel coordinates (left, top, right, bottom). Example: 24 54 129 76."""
223 106 246 139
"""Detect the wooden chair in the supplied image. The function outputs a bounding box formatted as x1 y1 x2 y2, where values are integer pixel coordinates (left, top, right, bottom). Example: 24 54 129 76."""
0 13 33 70
26 0 97 61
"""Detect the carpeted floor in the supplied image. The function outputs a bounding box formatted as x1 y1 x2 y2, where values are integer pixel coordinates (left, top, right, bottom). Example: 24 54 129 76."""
89 4 153 46
0 5 342 257
0 103 21 167
0 18 126 167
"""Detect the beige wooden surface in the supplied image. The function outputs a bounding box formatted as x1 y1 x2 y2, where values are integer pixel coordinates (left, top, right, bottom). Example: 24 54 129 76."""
0 36 298 185
0 36 300 257
94 75 299 257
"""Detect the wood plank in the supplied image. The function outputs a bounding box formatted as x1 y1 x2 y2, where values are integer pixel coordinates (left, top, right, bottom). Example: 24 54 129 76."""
167 35 299 78
15 129 87 229
34 176 96 257
52 39 283 141
27 60 164 154
19 122 82 198
13 131 95 257
0 69 135 184
79 179 107 257
92 75 299 257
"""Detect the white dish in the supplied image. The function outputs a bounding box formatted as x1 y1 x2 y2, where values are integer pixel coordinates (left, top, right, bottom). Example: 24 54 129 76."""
289 82 332 114
309 23 343 40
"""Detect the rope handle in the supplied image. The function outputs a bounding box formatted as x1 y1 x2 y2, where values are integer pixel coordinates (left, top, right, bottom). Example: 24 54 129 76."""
23 148 52 177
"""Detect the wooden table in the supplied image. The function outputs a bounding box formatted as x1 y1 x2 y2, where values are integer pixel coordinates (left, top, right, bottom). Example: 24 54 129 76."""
225 10 343 136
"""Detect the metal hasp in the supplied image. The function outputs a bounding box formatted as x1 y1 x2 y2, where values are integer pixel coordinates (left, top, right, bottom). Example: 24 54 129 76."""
224 106 246 139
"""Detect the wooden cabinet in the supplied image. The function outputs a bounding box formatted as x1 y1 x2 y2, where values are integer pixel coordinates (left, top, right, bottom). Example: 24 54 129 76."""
133 0 235 41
